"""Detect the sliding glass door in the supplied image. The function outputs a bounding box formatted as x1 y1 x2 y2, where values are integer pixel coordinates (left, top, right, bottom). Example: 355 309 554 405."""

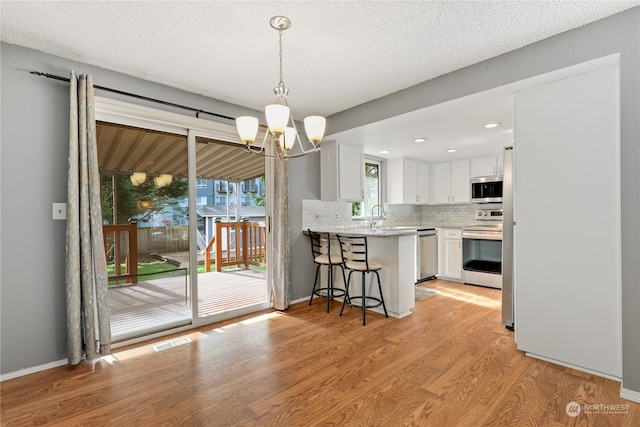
95 98 271 341
193 136 269 322
97 122 191 340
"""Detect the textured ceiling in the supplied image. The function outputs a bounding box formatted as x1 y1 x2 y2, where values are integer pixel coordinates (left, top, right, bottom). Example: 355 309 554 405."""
2 1 636 118
2 1 638 162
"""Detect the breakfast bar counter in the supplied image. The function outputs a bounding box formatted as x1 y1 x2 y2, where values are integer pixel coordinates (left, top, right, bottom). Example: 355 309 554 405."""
305 227 418 318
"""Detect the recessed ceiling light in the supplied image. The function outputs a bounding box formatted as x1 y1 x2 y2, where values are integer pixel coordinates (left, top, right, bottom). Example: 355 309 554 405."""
413 137 427 143
379 150 390 154
446 148 457 153
484 123 500 128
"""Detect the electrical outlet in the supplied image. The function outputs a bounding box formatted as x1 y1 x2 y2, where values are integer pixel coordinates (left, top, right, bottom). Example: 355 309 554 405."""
334 212 340 221
440 213 445 219
315 214 321 220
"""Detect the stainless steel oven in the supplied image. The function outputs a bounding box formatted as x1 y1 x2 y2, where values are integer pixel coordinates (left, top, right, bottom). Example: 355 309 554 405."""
462 210 503 289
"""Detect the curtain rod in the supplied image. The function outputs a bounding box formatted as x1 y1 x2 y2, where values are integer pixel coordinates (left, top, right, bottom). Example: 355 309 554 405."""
30 71 236 122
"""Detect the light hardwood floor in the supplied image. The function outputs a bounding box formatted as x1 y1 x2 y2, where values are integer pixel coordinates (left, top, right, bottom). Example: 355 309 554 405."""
2 280 638 426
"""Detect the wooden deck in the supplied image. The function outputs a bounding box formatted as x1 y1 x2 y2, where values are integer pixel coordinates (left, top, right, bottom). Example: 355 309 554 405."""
109 268 267 338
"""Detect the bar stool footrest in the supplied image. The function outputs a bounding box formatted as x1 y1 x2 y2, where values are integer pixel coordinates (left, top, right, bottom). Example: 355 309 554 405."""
344 295 383 309
312 287 346 299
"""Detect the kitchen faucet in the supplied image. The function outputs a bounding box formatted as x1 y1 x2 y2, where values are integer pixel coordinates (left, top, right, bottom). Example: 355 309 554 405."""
370 204 386 229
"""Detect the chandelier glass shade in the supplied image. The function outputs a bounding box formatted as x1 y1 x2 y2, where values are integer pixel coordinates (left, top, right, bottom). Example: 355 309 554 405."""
130 171 147 186
235 16 326 158
154 174 173 187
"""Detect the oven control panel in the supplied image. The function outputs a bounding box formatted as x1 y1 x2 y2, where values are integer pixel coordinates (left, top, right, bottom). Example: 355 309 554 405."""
476 209 503 221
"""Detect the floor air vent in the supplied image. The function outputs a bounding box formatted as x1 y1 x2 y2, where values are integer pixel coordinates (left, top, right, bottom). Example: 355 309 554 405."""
153 337 191 352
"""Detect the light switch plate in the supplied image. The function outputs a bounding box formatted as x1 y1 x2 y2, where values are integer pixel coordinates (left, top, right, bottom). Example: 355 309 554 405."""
52 203 67 220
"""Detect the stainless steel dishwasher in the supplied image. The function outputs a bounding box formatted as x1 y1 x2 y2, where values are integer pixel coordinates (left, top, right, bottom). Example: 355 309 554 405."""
417 228 438 283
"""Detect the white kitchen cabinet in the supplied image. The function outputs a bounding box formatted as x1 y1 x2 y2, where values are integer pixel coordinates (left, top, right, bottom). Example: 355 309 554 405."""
451 159 470 203
470 155 504 177
321 140 364 201
437 228 462 280
387 159 429 204
430 159 469 204
496 154 504 175
431 162 450 204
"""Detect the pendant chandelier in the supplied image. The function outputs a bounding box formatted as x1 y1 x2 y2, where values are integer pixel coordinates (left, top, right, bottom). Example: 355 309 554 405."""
235 16 326 158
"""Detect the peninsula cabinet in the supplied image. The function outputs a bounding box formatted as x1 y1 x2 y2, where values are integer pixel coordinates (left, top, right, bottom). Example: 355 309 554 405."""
387 159 429 204
430 159 470 204
321 140 364 202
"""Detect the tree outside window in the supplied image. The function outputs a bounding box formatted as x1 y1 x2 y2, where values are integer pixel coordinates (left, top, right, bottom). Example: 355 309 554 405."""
352 161 381 217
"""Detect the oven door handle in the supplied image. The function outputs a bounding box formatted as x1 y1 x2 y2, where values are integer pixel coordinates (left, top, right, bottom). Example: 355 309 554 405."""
462 232 502 240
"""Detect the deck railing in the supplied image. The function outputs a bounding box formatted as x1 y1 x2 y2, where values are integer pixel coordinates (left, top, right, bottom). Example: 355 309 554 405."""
103 223 138 283
204 221 267 272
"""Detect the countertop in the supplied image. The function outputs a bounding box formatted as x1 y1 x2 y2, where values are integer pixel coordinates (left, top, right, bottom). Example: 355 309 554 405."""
305 223 471 237
305 226 419 237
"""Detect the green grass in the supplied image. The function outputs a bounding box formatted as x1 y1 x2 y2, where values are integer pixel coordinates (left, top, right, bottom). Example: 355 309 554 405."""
108 261 180 285
108 260 266 285
107 261 176 277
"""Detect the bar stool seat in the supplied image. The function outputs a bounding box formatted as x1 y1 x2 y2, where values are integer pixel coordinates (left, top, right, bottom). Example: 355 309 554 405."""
336 234 388 325
344 260 383 271
314 253 343 265
308 229 346 313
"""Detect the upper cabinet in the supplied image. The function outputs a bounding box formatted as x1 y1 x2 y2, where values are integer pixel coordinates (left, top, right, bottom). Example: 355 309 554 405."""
321 140 364 202
387 159 429 204
431 159 470 204
470 154 504 178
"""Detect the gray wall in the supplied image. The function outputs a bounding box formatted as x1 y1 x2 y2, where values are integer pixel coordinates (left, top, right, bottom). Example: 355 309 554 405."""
0 42 270 374
288 153 321 301
2 6 638 395
328 7 640 394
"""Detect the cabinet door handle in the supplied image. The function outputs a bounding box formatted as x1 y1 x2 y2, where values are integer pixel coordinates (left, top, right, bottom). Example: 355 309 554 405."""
493 166 496 175
452 195 455 202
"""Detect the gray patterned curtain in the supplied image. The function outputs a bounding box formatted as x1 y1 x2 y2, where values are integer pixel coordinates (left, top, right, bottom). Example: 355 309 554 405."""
65 71 111 365
270 155 290 310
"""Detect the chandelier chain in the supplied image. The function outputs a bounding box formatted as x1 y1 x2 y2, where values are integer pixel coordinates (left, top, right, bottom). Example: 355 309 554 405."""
278 28 285 86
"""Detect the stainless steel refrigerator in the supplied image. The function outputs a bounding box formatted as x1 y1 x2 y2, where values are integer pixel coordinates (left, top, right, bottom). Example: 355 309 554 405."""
501 146 514 329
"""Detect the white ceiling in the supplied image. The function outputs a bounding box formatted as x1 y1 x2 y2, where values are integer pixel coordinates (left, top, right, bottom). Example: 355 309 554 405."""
2 1 637 162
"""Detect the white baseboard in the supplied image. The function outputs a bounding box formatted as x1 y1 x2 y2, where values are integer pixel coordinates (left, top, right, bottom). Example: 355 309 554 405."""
1 358 67 382
620 387 640 403
290 297 309 305
525 352 622 382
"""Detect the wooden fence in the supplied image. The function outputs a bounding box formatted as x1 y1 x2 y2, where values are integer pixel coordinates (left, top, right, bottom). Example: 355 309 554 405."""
137 226 189 254
103 224 138 283
104 223 266 281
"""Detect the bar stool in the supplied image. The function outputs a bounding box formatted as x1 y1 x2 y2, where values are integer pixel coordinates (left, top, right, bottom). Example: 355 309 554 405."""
308 230 347 313
336 234 388 325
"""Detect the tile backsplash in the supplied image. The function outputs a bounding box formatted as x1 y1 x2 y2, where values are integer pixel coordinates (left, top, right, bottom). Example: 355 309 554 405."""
302 200 502 229
302 200 353 228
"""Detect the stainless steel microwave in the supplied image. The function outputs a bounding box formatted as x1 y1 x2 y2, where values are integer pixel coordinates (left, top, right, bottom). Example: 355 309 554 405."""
470 176 503 203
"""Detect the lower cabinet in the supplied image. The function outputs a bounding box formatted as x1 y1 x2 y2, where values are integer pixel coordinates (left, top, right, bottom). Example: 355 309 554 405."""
437 228 462 280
